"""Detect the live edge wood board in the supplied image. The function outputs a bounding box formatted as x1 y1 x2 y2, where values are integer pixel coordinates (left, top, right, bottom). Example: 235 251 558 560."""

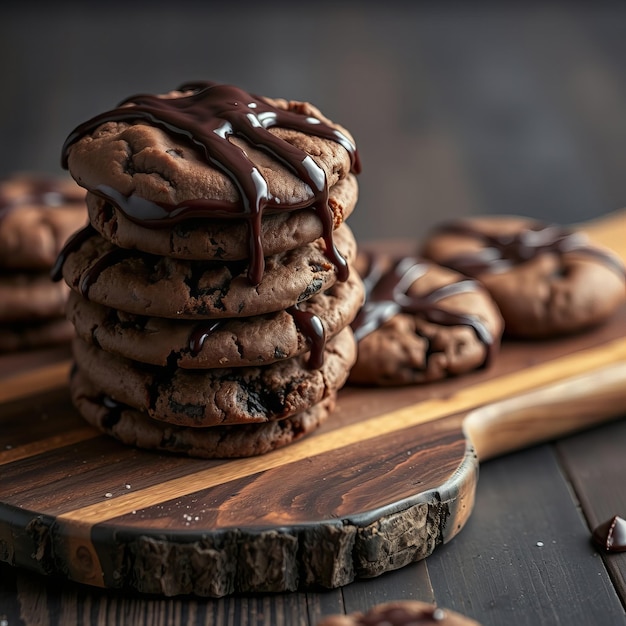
0 212 625 597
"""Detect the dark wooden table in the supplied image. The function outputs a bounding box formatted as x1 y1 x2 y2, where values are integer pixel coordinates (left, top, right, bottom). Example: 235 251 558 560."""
2 2 626 624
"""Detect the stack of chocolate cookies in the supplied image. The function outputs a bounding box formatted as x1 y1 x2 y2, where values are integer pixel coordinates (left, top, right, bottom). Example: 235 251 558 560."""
55 81 363 458
0 173 86 352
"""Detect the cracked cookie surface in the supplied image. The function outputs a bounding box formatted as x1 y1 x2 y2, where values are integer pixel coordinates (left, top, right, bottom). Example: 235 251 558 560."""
71 367 336 459
65 95 356 214
67 269 364 368
349 252 503 386
71 326 356 427
60 224 357 319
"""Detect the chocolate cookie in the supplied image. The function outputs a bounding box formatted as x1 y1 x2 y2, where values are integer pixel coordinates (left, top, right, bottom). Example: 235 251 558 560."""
316 600 480 626
420 216 626 338
67 269 364 369
59 80 361 455
71 367 336 459
0 173 87 352
58 223 356 319
349 252 503 386
71 326 356 427
86 174 358 261
62 81 360 285
0 172 87 270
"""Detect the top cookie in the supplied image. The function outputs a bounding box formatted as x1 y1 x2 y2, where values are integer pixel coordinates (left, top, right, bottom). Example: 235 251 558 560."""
62 81 360 284
0 172 87 270
420 216 626 338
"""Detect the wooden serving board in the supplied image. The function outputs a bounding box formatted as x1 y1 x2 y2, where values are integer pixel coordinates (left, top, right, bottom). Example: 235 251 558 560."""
1 212 625 598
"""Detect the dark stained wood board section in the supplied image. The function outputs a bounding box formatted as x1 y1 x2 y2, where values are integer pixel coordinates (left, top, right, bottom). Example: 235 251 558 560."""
0 212 625 597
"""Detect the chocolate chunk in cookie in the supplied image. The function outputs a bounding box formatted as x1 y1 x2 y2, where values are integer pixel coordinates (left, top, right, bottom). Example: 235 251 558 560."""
71 367 336 459
57 224 357 319
71 326 356 427
67 268 364 369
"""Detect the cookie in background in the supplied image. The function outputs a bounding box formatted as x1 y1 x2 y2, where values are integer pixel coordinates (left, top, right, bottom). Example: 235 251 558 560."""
0 172 87 352
420 216 626 339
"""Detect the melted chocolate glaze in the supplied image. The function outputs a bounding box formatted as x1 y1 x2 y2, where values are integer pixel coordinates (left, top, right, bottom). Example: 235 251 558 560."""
51 224 147 299
188 320 224 356
54 224 328 370
435 220 626 279
61 81 360 285
187 307 325 369
351 254 496 367
50 224 97 282
286 305 326 369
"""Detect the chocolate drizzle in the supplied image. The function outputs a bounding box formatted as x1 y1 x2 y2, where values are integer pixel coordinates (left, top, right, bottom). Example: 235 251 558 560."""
188 320 224 356
435 220 626 278
352 254 496 366
287 306 326 369
61 81 360 285
50 224 97 282
50 224 141 299
187 309 325 369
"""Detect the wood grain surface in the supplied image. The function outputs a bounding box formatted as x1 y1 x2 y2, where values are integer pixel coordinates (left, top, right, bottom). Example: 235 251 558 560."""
0 211 624 598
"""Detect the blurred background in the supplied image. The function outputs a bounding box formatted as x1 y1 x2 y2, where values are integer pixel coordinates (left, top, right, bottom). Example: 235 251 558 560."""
1 1 625 244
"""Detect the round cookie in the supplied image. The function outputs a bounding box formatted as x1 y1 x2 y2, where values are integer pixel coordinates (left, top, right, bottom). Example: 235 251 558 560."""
349 252 503 386
62 82 360 285
67 268 364 369
58 223 357 319
71 367 336 459
421 216 626 338
316 600 481 626
71 326 356 427
86 174 358 261
0 172 87 270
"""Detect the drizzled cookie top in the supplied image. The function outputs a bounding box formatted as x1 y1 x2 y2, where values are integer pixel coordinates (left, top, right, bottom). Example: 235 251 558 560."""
61 81 360 284
352 253 497 365
428 218 625 278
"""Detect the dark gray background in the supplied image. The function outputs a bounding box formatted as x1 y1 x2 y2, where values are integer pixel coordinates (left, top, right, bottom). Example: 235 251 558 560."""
1 1 625 244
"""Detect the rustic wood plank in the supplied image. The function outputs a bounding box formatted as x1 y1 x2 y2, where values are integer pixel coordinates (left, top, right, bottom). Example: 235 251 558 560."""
556 419 626 603
342 560 435 613
425 445 626 626
0 561 319 626
306 589 345 626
